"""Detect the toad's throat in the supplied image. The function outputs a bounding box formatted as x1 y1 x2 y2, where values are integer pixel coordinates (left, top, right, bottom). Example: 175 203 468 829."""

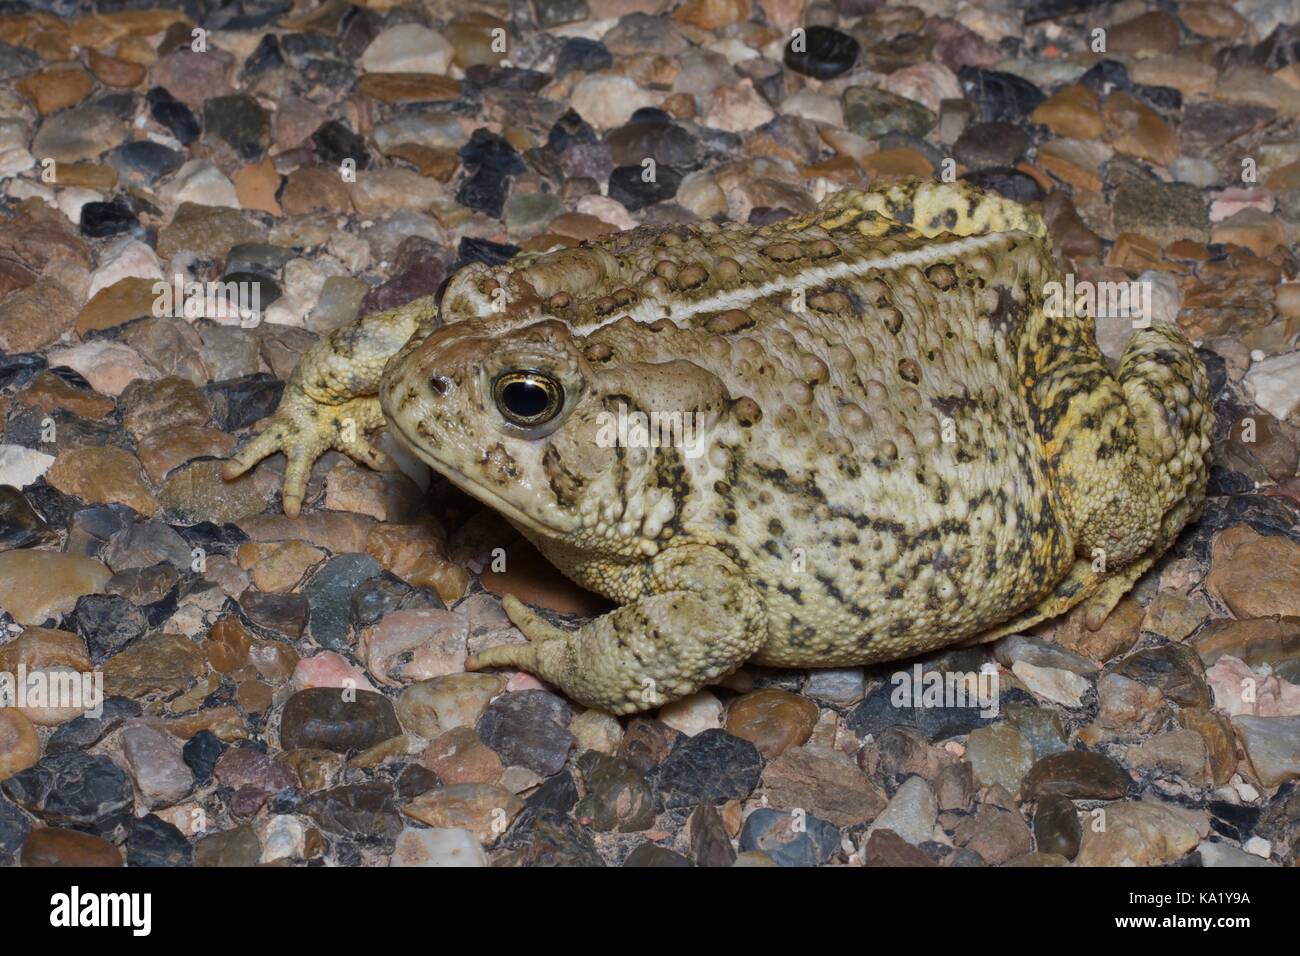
384 410 566 538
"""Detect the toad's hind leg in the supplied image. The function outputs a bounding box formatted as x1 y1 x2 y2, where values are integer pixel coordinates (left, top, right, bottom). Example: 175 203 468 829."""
986 321 1216 643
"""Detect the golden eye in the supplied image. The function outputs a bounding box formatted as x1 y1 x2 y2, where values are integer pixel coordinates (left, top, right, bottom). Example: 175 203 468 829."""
493 370 563 427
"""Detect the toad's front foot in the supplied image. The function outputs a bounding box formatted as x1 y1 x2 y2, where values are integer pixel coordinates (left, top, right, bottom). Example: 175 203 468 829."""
221 388 392 517
466 547 768 715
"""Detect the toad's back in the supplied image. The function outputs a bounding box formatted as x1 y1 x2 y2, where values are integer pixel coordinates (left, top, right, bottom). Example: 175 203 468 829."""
575 214 1075 666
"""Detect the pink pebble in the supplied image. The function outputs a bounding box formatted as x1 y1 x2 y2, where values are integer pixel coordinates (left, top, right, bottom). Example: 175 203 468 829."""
292 651 377 692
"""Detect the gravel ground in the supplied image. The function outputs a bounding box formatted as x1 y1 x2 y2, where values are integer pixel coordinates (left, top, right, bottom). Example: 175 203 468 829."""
0 0 1298 867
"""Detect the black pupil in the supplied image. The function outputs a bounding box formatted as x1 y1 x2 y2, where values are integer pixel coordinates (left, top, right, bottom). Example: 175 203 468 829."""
502 380 550 419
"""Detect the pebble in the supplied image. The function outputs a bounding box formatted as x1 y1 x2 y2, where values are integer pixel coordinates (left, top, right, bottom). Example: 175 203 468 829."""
476 690 574 776
1112 644 1212 709
0 550 111 625
655 729 762 809
739 807 840 866
47 446 158 517
570 75 660 128
2 751 133 830
421 727 502 785
363 607 467 684
1033 793 1081 859
31 106 126 163
493 808 602 866
958 67 1045 123
0 446 55 489
1011 661 1092 707
966 724 1035 793
1076 801 1199 866
784 25 858 79
182 730 224 784
391 825 488 867
860 827 935 866
301 782 402 841
995 634 1097 676
1021 751 1131 800
279 688 402 754
0 485 57 550
1053 595 1143 663
103 632 206 699
1097 673 1167 732
761 746 887 826
300 554 382 651
867 775 938 846
953 121 1028 169
952 803 1033 865
403 783 523 844
1207 527 1300 618
1244 351 1300 421
688 800 736 866
194 826 262 867
723 688 818 757
574 751 656 831
1198 839 1276 867
0 711 40 782
658 690 723 737
1126 729 1213 787
361 24 453 75
0 795 27 860
1231 715 1300 787
120 722 192 806
608 163 682 211
21 827 122 867
126 815 193 867
843 86 935 139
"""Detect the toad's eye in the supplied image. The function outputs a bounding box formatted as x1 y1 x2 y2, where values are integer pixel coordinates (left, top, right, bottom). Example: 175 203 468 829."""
492 370 564 427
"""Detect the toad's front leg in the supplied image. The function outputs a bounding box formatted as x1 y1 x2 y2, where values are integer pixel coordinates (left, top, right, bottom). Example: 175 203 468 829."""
222 295 437 516
466 545 767 715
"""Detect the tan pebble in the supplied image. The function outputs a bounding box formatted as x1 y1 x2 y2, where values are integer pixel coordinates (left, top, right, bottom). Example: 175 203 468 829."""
0 710 40 780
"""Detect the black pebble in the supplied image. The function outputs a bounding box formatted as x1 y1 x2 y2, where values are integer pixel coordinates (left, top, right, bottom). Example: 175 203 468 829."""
608 163 682 211
146 86 200 144
784 26 859 80
556 37 612 77
183 730 225 784
80 197 139 239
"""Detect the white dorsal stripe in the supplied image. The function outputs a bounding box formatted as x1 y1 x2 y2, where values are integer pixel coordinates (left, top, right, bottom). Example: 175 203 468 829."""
569 231 1015 334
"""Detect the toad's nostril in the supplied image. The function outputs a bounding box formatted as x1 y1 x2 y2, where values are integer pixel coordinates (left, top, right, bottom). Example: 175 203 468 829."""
429 374 451 396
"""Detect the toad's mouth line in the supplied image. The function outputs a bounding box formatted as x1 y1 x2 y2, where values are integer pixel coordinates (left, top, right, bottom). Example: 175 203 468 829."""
384 412 564 538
